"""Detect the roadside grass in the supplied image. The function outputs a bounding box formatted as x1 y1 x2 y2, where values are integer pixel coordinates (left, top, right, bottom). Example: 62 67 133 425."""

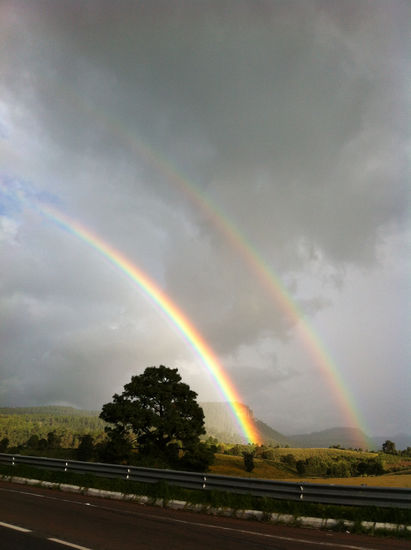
0 462 410 533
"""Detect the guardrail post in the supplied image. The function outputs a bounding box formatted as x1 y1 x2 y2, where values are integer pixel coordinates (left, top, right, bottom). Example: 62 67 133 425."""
300 485 304 500
12 456 15 468
202 476 206 489
126 468 130 480
64 461 68 472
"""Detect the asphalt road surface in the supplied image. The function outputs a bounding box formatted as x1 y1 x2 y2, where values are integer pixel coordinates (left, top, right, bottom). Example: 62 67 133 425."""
0 480 409 550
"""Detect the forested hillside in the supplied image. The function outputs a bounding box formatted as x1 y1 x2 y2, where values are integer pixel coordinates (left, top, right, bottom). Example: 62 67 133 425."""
0 407 106 447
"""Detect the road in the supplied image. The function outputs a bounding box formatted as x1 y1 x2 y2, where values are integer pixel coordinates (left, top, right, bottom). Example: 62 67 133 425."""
0 480 408 549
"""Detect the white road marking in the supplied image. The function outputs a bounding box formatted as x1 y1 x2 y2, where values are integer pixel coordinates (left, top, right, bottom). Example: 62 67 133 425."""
0 485 386 550
48 537 92 550
0 520 32 533
151 516 383 550
0 487 92 507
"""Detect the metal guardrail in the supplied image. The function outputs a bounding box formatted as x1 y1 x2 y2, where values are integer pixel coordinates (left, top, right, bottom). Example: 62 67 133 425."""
0 452 410 509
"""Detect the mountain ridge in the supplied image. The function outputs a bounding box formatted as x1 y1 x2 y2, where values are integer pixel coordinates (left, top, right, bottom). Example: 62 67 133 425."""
287 427 375 450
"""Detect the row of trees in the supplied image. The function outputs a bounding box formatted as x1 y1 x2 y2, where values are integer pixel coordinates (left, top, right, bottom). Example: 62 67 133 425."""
381 440 411 456
294 456 384 477
0 431 62 453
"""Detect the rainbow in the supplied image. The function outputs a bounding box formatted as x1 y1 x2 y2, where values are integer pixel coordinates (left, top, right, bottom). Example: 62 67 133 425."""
70 116 368 438
40 203 262 445
44 88 368 437
5 75 370 443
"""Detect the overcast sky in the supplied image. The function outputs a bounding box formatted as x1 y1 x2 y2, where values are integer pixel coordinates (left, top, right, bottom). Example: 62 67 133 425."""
0 0 409 437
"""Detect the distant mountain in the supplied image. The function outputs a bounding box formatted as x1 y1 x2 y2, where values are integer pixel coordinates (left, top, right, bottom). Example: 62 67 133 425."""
288 427 375 450
200 402 291 446
254 419 292 447
372 434 411 451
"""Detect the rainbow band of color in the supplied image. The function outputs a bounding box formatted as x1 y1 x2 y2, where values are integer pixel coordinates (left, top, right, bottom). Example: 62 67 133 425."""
36 81 367 440
66 96 369 438
41 204 261 445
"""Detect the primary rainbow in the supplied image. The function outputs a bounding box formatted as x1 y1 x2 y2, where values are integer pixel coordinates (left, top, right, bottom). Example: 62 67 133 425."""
40 203 262 445
13 78 370 443
79 115 368 439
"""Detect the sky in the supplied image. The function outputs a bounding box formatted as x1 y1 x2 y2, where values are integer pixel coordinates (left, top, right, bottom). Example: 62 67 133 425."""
0 0 409 437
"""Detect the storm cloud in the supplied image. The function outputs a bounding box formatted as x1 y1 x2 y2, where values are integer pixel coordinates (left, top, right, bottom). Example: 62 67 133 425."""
0 0 409 436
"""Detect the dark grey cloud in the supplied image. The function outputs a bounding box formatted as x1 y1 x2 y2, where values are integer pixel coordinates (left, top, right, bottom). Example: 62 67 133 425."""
0 1 409 435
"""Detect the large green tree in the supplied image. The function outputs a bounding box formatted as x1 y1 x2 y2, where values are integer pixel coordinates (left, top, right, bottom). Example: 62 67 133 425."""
100 366 211 468
382 440 396 454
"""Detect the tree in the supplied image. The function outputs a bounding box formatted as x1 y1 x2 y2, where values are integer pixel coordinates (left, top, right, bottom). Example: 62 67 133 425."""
47 431 61 449
281 453 296 467
243 451 255 473
100 366 211 469
26 435 40 449
296 460 306 475
77 434 95 462
0 438 9 452
382 440 396 454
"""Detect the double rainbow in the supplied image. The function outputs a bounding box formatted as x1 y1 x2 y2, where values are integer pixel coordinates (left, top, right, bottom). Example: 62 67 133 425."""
50 88 367 439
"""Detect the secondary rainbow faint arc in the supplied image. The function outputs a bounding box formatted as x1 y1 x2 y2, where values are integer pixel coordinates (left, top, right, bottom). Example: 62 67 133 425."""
118 135 369 438
44 83 368 439
40 204 262 445
61 94 367 437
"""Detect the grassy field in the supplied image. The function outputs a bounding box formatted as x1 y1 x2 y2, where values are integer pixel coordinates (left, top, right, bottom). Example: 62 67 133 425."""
260 447 376 460
210 453 292 479
210 450 411 488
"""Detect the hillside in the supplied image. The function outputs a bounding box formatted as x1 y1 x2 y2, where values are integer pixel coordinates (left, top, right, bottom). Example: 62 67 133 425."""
0 406 106 447
254 419 292 447
288 427 375 450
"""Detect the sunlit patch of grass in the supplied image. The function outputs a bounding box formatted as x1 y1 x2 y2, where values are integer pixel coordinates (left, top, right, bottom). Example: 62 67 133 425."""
210 454 295 479
297 474 411 488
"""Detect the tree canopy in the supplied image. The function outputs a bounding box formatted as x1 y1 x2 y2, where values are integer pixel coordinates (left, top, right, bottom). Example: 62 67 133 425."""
382 440 397 454
100 365 213 469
